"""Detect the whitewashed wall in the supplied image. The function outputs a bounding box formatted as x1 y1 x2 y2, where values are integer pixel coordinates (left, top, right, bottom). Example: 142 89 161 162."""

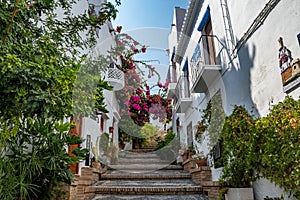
170 0 300 199
69 0 121 174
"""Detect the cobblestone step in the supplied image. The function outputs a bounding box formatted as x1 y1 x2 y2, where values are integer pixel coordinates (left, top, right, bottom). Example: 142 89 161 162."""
90 149 209 199
107 164 182 171
92 194 209 200
118 158 170 164
124 152 160 159
87 185 203 195
101 171 191 180
95 179 198 187
129 148 156 153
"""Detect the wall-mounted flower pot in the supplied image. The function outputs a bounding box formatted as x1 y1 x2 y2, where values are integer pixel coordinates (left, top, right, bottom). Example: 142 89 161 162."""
196 159 207 167
225 188 254 200
91 161 101 169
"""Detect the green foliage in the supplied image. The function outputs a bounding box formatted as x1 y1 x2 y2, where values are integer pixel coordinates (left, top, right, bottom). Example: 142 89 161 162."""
207 91 226 146
156 129 175 150
0 119 87 199
156 133 180 163
118 117 143 147
0 0 120 199
141 122 158 140
255 96 300 197
100 132 109 153
195 91 225 146
156 130 180 161
0 0 119 120
219 105 257 187
218 96 300 197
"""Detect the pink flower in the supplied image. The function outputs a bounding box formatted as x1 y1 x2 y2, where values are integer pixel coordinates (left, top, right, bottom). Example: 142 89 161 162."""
130 63 135 69
143 105 149 111
116 26 122 33
158 82 163 88
141 46 146 53
131 95 140 102
146 85 150 91
148 74 151 79
132 104 142 111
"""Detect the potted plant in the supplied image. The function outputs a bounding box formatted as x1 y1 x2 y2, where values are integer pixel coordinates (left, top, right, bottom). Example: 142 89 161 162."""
191 151 207 167
187 145 196 158
218 106 256 200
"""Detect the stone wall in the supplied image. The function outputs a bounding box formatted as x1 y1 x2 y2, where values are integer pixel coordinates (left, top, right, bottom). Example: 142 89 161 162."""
58 166 107 200
183 161 220 200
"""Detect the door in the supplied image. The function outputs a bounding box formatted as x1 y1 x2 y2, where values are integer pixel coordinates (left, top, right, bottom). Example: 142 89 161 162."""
202 17 217 65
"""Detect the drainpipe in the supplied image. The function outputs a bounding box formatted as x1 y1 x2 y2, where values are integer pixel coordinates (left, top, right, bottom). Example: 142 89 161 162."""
231 0 281 58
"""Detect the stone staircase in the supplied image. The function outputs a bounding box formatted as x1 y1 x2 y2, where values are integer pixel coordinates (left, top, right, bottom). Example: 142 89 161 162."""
90 150 209 200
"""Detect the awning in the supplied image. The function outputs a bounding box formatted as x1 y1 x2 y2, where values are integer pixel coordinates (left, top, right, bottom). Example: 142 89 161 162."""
171 52 175 62
197 6 210 32
182 59 188 71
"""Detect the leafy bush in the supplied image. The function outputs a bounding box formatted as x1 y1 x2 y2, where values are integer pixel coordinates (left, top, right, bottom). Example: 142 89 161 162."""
219 105 257 187
156 129 175 150
217 96 300 197
0 119 87 199
156 130 180 161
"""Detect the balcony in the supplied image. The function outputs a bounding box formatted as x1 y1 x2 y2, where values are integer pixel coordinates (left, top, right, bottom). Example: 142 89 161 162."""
190 35 224 93
174 75 192 113
106 65 124 91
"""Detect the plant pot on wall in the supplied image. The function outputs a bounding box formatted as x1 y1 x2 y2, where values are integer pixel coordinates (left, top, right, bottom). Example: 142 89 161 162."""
91 161 101 169
196 159 207 167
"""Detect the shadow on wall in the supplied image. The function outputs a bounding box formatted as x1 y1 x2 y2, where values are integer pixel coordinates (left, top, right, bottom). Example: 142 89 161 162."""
223 42 259 117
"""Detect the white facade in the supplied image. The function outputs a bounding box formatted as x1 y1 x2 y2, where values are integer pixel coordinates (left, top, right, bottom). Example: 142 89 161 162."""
168 0 300 199
70 0 122 174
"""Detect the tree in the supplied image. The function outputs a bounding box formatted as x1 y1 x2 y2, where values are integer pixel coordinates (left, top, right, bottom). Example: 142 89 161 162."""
0 0 120 199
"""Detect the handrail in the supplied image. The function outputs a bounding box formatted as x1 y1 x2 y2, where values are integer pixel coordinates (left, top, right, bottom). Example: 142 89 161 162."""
190 35 225 87
175 75 190 100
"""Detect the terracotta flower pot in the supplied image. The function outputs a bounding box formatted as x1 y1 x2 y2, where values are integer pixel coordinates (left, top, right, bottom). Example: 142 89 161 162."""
92 161 101 169
196 159 207 167
182 153 188 161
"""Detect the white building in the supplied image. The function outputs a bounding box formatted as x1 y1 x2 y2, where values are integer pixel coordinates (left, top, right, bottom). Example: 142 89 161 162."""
70 0 123 174
167 0 300 199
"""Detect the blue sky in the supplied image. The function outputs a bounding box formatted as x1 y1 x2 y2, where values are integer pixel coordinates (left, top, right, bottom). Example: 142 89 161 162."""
111 1 189 90
112 0 189 31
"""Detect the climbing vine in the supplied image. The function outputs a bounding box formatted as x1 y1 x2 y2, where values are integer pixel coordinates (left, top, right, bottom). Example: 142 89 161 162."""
217 96 300 197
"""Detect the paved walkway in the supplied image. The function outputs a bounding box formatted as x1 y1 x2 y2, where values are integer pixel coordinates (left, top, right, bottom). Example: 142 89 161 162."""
91 150 209 200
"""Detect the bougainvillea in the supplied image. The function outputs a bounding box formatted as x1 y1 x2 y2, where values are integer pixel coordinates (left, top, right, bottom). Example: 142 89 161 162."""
126 86 172 126
112 27 172 127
